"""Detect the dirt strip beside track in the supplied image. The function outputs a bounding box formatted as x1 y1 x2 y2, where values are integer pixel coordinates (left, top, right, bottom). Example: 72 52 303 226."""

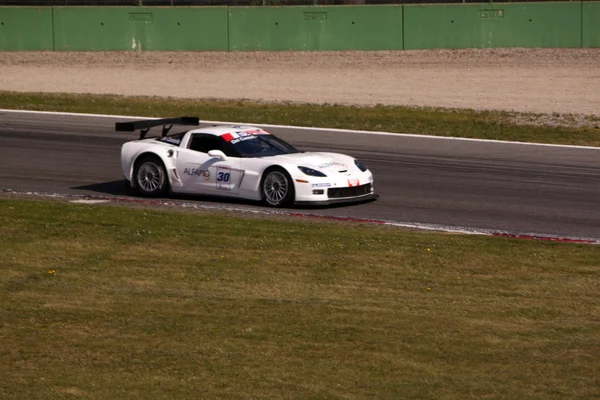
1 48 600 116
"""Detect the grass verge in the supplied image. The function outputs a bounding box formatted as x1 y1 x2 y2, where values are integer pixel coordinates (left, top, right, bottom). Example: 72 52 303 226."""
1 91 600 146
1 199 599 399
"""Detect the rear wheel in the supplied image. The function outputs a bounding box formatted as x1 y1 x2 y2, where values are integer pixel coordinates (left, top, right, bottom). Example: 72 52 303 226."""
133 156 168 197
261 168 294 207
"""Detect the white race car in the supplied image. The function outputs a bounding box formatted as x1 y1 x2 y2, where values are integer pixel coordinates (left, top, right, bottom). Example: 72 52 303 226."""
117 117 376 207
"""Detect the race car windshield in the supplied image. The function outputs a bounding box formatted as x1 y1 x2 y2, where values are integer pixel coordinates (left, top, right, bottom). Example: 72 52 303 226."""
232 135 300 158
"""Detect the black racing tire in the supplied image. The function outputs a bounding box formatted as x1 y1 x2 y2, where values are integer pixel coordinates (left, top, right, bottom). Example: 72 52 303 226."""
261 167 294 207
133 155 168 197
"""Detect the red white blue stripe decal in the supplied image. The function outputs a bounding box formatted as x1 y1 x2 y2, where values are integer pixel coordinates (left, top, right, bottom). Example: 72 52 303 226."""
221 129 269 142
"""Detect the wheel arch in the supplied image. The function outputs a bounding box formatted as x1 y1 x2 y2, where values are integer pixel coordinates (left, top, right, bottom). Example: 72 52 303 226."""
259 164 296 205
130 152 171 190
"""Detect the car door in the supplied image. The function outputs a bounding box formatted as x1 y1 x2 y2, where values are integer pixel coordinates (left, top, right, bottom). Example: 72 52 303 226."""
175 133 242 195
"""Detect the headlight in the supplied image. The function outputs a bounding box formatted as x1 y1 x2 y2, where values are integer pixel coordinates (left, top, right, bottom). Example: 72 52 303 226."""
298 166 327 177
354 159 368 172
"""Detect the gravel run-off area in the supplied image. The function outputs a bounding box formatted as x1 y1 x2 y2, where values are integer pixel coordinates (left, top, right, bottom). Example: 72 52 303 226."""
1 48 600 119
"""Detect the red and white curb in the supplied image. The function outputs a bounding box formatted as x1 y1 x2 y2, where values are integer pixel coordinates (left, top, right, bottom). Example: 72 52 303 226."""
3 189 598 245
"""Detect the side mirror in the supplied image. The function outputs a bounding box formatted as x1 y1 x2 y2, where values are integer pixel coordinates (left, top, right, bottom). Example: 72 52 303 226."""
208 149 228 161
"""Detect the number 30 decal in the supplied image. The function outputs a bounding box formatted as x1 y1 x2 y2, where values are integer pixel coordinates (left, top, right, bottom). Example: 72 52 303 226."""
217 171 230 182
216 165 231 191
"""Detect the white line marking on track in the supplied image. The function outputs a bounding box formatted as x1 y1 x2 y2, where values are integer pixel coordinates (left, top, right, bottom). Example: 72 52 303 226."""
3 189 599 245
2 108 599 150
70 199 110 204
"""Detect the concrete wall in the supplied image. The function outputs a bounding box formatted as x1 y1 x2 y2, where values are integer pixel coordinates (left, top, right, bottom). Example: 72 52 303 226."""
228 6 403 51
53 7 228 51
1 3 599 51
404 2 582 49
0 7 53 50
582 2 600 48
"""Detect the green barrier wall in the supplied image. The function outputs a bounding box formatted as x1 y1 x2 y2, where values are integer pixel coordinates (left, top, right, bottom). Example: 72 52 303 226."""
404 3 581 49
583 2 600 47
228 6 403 51
53 7 228 51
0 7 53 50
1 3 599 51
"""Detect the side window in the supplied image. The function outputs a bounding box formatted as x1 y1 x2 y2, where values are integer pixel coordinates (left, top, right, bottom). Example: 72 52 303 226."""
218 137 240 158
189 134 220 153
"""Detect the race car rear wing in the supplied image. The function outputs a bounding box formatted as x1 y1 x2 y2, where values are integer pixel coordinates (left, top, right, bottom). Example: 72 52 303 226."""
115 116 200 140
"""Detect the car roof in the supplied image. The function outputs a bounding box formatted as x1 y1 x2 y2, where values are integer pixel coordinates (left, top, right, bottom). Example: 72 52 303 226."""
186 125 265 136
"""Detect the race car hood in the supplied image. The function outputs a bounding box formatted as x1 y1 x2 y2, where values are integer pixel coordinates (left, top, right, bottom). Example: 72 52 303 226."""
271 152 356 174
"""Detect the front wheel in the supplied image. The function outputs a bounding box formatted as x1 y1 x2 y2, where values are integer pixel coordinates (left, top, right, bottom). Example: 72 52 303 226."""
133 156 168 197
261 168 294 207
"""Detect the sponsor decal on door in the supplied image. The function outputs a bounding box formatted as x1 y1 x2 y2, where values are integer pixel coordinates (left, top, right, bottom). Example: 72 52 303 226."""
216 165 231 191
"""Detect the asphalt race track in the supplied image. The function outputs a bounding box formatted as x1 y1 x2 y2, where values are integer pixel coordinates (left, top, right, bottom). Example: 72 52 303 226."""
1 110 600 241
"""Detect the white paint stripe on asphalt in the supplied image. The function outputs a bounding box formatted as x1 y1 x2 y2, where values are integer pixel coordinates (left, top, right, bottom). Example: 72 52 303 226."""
70 199 110 204
2 108 599 150
3 189 599 245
